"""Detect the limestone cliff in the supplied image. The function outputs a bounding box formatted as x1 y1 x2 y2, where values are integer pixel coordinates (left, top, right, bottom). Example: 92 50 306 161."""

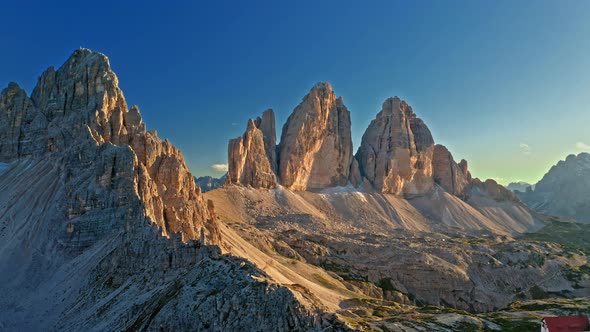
355 96 434 195
432 144 472 197
0 49 214 242
227 111 278 188
278 82 353 190
255 109 277 172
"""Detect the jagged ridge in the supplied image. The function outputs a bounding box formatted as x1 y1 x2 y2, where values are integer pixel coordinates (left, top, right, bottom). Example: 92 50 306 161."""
0 49 342 331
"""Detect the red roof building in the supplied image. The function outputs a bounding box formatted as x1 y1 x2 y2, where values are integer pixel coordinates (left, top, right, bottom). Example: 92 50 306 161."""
541 316 590 332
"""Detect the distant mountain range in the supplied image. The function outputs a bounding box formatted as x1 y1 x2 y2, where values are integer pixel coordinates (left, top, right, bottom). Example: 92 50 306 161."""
505 181 534 193
195 174 226 192
517 152 590 223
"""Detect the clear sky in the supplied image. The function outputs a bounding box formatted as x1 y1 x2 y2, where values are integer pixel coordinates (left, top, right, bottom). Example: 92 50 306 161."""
1 1 589 184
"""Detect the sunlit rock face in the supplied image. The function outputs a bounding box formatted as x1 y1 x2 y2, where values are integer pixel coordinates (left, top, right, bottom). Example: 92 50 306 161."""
0 48 216 243
278 82 353 191
355 97 434 196
227 112 278 189
432 144 472 197
0 49 337 331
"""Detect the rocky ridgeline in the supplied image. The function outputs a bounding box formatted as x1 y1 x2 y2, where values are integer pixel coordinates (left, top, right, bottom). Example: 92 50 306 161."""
518 152 590 222
0 49 216 243
227 83 519 203
0 49 338 331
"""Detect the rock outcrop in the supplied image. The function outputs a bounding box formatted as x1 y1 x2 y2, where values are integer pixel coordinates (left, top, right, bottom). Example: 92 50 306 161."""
356 97 434 195
432 144 471 197
278 82 353 190
227 112 278 188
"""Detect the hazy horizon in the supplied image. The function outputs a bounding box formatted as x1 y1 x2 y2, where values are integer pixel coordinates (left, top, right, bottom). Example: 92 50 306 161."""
1 1 589 184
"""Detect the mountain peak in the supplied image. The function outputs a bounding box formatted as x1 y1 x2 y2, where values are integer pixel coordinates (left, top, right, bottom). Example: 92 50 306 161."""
278 82 353 190
227 110 278 188
519 151 590 221
311 81 333 91
380 96 415 118
356 96 434 195
70 47 110 64
0 49 217 243
6 81 22 91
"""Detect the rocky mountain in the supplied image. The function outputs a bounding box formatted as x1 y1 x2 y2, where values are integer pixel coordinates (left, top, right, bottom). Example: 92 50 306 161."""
506 181 534 193
518 152 590 222
227 84 527 210
227 110 278 188
278 82 354 191
214 81 590 331
432 144 471 198
0 49 342 331
356 96 435 195
194 174 226 192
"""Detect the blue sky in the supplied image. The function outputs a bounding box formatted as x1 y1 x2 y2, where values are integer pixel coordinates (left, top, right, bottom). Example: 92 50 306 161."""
1 1 590 184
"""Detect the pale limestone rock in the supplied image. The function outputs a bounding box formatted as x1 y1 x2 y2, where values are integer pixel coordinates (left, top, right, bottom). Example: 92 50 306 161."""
227 116 278 188
255 109 277 173
356 97 434 195
0 48 216 243
278 82 353 190
432 144 471 197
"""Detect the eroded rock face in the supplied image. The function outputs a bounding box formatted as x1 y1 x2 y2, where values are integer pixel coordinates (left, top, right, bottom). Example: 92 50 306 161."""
278 82 353 190
255 109 277 173
356 97 434 195
0 49 337 331
432 144 472 197
227 113 278 188
0 48 214 243
0 83 40 160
